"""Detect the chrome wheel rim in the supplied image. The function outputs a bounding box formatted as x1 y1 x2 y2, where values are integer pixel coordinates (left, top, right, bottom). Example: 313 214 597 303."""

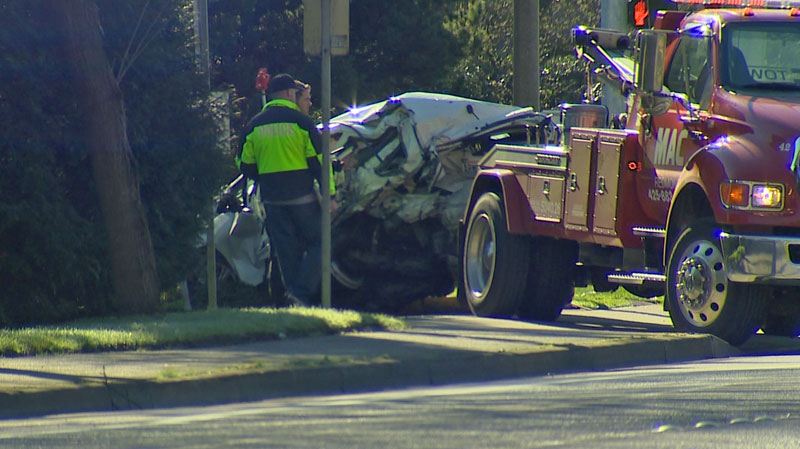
464 213 495 303
674 238 727 328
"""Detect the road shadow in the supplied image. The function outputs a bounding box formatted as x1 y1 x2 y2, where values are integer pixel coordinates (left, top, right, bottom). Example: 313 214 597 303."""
555 307 675 333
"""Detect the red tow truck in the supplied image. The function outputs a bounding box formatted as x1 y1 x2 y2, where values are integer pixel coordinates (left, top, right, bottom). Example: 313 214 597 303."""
459 0 800 345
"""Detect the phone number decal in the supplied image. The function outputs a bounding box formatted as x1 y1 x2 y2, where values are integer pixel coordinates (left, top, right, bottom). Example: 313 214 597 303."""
648 188 672 203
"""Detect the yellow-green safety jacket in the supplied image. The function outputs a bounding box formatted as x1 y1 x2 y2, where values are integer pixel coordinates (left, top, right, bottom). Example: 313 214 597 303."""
239 98 335 202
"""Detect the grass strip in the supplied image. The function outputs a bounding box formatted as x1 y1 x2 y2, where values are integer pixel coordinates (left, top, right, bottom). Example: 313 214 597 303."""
0 307 405 357
572 286 663 309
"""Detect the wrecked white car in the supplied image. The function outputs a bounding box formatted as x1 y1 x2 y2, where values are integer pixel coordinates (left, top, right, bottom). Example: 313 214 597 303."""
327 92 558 309
200 92 559 310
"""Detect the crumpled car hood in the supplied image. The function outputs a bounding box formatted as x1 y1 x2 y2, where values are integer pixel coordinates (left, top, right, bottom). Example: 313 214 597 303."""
326 92 553 229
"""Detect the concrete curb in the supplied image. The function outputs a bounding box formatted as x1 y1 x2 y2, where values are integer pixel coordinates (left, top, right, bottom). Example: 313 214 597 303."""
0 333 736 419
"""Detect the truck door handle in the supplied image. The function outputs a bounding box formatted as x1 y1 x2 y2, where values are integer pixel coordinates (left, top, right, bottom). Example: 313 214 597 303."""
543 180 551 198
596 176 607 195
569 173 578 191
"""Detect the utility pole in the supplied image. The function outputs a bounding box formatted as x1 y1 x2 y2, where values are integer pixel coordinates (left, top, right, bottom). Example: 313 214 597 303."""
513 0 539 110
600 0 628 122
194 0 211 88
194 0 216 309
601 0 628 31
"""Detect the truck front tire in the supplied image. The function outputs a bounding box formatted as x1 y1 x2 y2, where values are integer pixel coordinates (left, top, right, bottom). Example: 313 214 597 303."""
461 192 528 317
761 292 800 338
665 221 766 345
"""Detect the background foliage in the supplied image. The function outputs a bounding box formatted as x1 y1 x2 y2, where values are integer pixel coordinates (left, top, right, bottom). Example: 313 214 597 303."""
0 1 228 325
0 0 599 325
210 0 599 130
0 1 108 325
443 0 599 108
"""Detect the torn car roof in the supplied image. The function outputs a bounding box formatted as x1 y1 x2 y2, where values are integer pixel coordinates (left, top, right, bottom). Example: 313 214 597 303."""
327 91 548 150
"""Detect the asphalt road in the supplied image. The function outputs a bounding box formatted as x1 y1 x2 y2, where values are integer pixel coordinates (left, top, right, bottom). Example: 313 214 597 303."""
2 354 800 448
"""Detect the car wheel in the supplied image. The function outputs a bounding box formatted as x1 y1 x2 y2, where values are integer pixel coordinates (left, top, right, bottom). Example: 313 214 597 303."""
461 192 528 317
665 221 766 345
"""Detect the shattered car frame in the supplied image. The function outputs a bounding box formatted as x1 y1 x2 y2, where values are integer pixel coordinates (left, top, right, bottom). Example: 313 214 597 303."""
326 92 559 310
200 92 559 310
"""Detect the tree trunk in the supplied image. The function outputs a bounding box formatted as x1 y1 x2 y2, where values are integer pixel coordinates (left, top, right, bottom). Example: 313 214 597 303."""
53 0 161 314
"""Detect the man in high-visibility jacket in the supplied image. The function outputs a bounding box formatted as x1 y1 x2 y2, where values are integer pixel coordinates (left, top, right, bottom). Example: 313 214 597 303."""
239 73 335 306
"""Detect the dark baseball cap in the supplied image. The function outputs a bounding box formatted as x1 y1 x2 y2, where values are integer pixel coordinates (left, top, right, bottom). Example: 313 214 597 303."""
268 73 299 94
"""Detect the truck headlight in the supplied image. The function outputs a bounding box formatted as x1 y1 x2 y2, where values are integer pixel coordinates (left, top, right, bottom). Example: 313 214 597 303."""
751 185 783 208
720 181 783 210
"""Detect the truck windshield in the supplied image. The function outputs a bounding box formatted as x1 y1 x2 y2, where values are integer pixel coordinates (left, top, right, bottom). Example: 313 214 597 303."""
722 23 800 92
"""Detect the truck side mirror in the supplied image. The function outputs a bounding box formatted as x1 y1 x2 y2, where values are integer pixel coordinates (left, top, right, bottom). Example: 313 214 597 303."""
634 30 668 94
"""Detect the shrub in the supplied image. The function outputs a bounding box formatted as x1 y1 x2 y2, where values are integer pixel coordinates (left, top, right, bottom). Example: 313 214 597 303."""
0 1 229 326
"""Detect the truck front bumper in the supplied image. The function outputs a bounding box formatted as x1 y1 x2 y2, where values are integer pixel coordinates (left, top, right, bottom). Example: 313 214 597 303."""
719 232 800 284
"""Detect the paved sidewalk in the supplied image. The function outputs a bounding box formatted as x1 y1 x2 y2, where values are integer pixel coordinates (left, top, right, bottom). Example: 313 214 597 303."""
0 304 792 419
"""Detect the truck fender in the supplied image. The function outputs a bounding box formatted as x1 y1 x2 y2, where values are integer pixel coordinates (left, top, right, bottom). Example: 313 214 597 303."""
663 136 753 265
463 169 532 235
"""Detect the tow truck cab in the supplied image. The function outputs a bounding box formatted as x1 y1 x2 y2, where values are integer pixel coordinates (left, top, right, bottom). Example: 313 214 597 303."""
640 7 800 274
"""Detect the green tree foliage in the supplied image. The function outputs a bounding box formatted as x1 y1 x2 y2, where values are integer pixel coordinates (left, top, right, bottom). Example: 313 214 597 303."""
0 2 109 325
209 0 463 127
209 0 307 128
332 0 462 107
444 0 599 109
443 0 514 104
0 1 227 325
97 0 230 292
210 0 599 121
540 0 601 108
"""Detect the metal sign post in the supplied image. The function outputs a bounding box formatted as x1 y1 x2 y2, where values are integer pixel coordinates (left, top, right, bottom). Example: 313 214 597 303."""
304 0 348 308
320 0 332 308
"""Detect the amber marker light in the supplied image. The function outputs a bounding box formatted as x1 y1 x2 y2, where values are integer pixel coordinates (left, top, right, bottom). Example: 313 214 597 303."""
720 182 749 208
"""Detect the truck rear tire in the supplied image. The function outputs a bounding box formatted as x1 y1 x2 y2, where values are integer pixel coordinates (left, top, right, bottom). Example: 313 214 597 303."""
665 221 766 345
516 238 575 321
461 192 528 317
